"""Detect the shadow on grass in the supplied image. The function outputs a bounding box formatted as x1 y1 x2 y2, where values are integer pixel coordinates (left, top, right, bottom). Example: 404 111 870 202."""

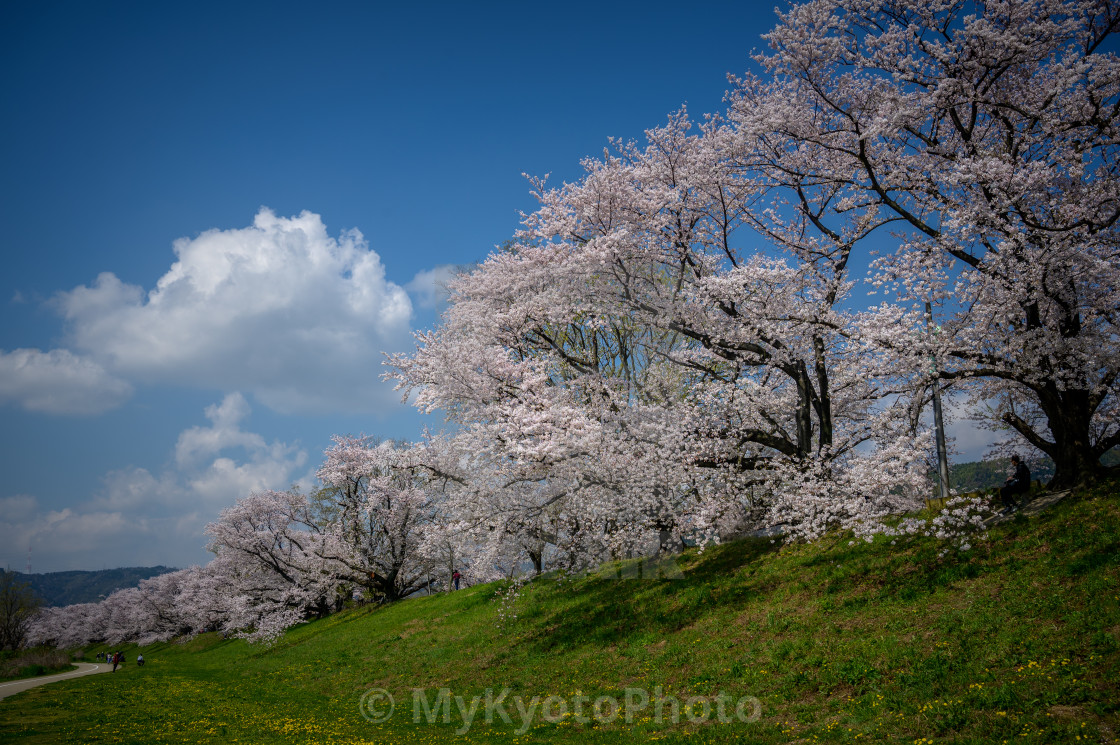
250 587 498 658
517 496 1094 655
520 538 779 652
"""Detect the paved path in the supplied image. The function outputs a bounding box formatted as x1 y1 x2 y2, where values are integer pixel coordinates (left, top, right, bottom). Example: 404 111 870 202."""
0 662 109 701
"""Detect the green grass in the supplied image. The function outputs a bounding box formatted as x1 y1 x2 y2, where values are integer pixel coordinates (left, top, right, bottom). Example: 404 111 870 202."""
2 480 1119 744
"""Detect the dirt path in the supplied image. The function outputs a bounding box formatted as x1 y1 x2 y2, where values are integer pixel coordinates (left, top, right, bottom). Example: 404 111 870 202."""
0 663 109 701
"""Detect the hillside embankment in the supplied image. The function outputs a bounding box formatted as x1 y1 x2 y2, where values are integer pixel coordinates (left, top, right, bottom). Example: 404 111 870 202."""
1 479 1118 744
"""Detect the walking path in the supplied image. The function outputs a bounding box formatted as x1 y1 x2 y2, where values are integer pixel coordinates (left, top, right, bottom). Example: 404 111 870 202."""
0 663 109 701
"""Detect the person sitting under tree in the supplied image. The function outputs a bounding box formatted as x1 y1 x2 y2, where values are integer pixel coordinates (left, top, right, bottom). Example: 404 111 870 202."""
999 455 1031 515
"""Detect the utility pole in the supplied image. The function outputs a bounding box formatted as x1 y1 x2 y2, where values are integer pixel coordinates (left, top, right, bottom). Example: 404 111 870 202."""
926 301 952 502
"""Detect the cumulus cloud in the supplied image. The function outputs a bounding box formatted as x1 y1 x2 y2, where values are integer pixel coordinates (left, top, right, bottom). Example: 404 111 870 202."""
173 393 309 501
3 394 312 572
55 208 414 414
0 348 133 415
175 392 265 466
405 264 462 310
99 392 311 510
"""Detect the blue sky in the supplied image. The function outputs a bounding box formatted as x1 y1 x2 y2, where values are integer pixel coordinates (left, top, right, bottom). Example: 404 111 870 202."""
0 1 994 573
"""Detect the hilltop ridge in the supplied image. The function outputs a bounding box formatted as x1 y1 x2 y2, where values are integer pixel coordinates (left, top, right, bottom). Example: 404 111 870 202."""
4 566 176 607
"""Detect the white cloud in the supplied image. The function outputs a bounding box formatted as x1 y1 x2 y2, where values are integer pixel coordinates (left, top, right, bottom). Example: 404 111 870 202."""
406 264 461 310
0 504 137 571
55 208 414 415
173 392 309 502
93 467 178 511
175 392 265 466
107 392 310 510
187 454 306 504
941 393 1004 462
0 495 39 523
0 348 133 415
3 394 312 572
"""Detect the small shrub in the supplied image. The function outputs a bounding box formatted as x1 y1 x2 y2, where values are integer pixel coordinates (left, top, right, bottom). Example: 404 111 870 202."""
0 649 73 680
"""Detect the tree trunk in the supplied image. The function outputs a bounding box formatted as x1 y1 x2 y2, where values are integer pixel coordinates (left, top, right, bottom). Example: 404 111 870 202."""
1006 385 1105 489
1044 397 1103 489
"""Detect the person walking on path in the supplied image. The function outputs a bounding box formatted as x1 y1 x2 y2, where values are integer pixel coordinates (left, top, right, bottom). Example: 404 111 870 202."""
999 455 1031 515
111 652 120 672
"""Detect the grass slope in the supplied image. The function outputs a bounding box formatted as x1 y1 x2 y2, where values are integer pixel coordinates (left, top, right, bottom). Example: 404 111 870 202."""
2 481 1118 744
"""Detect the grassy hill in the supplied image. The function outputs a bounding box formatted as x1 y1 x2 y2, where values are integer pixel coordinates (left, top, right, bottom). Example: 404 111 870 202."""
2 481 1118 744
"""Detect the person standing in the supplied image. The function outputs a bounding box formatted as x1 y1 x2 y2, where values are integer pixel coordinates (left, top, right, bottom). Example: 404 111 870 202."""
111 651 120 672
452 569 461 591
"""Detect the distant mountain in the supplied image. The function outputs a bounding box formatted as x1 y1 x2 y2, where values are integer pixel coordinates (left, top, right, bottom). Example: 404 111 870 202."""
5 566 177 607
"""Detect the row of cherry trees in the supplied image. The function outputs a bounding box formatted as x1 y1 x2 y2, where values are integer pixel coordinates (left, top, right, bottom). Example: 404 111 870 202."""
28 438 484 646
388 0 1118 557
26 0 1118 648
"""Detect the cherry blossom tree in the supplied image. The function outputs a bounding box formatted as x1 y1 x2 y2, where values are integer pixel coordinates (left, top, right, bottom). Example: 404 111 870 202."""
27 437 456 647
166 564 229 637
25 602 105 649
315 436 446 600
733 0 1120 486
204 489 339 642
416 459 570 581
122 568 210 645
388 109 930 549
